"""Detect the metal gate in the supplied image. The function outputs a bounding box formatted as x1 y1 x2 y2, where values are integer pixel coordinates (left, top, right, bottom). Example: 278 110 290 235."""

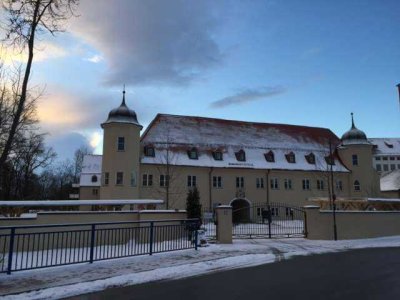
232 202 307 238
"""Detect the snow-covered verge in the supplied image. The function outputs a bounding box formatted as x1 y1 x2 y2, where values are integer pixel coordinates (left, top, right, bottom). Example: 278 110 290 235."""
1 236 400 300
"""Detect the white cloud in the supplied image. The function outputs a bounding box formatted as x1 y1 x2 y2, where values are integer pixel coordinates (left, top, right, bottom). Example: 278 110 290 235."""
70 0 223 86
86 54 104 63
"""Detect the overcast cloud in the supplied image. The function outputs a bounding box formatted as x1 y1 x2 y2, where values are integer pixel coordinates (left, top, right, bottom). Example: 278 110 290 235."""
70 0 223 86
210 86 287 108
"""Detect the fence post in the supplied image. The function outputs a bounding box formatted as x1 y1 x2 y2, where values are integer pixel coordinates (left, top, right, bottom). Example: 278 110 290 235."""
267 205 272 239
89 224 96 263
7 228 15 275
304 211 308 238
194 227 198 250
149 222 154 255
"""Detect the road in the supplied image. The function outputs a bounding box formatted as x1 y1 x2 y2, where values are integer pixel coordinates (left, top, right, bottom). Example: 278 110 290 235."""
68 247 400 300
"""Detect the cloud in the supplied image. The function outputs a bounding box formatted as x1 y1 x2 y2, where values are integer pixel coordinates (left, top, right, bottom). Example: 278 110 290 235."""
70 0 223 86
85 54 104 63
210 86 287 108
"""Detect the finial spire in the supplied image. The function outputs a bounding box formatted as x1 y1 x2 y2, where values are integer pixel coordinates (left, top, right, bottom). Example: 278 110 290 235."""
122 84 126 105
351 112 355 128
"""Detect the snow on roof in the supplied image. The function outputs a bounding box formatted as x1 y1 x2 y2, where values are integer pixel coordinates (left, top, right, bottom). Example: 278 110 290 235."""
380 170 400 191
140 114 349 172
0 200 164 207
81 155 102 174
80 174 101 187
369 138 400 155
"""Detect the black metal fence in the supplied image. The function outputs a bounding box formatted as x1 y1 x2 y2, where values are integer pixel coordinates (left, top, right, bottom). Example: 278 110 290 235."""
0 219 199 274
232 202 307 238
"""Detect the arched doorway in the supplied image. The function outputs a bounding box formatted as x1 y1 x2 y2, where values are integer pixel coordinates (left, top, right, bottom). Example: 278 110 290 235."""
230 198 251 223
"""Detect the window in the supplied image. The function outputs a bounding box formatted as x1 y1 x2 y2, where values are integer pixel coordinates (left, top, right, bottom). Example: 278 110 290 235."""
142 174 153 187
256 178 264 189
336 180 343 191
213 176 222 188
130 172 137 187
271 207 279 216
390 156 395 161
391 164 396 171
317 180 324 190
375 157 381 161
187 148 198 160
376 164 382 172
397 157 400 160
144 146 155 157
383 164 389 171
285 152 296 163
235 150 246 162
302 179 310 190
264 151 275 162
236 177 244 188
284 178 292 190
160 175 169 187
354 180 360 191
117 137 125 151
325 155 335 165
116 172 124 185
270 178 279 190
187 175 197 187
91 175 98 183
213 151 223 161
104 172 109 185
305 153 315 164
352 154 358 166
92 189 98 196
383 156 388 161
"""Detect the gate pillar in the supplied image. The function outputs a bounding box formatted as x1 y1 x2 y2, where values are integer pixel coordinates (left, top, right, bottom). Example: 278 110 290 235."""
216 205 232 244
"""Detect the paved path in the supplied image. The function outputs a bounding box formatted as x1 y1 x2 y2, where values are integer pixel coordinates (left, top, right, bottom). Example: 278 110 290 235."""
69 247 400 300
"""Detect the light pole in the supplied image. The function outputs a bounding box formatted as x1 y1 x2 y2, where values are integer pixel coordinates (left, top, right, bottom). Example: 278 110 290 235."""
329 140 338 241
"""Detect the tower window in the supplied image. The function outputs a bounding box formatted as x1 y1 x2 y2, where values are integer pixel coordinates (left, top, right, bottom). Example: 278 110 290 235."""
104 172 109 185
116 172 124 185
117 137 125 151
285 152 296 163
352 154 358 166
213 151 223 161
91 175 98 183
305 153 315 164
235 150 246 162
130 172 137 187
354 180 360 191
187 148 198 160
264 151 275 162
144 146 155 157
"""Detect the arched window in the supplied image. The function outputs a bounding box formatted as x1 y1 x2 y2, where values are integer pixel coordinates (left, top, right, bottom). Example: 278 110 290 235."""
264 150 275 162
354 180 360 191
91 175 98 183
235 149 246 162
187 147 198 160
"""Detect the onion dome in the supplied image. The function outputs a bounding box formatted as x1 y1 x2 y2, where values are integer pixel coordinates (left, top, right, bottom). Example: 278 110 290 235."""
101 89 142 128
341 113 369 145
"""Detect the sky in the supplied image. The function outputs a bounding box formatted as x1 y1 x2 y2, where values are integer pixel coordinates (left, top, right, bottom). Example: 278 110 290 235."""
2 0 400 160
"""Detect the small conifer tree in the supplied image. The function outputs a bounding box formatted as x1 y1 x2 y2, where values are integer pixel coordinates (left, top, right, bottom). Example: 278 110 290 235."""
186 187 202 220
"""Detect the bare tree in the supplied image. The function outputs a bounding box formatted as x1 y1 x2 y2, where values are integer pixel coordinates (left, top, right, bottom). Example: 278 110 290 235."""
73 145 91 183
0 0 79 176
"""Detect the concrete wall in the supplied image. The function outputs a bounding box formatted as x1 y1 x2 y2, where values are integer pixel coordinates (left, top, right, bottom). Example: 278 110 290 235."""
304 205 400 240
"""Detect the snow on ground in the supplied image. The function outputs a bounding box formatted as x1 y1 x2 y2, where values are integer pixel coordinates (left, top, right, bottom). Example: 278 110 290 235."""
1 236 400 300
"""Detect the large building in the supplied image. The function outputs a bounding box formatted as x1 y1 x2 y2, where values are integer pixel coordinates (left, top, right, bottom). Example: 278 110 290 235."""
79 92 382 211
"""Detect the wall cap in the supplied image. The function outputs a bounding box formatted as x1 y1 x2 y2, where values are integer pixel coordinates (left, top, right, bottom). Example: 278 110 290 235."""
303 205 320 209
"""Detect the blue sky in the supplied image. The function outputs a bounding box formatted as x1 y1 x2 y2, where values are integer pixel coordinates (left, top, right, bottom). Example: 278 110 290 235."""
6 0 399 160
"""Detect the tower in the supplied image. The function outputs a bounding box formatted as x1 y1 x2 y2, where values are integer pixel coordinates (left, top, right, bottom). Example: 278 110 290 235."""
337 113 380 198
100 89 143 199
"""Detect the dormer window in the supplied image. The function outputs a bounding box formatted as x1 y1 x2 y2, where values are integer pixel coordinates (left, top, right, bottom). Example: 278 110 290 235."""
305 153 315 164
264 151 275 162
144 146 155 157
213 151 223 161
235 150 246 162
285 152 296 163
384 141 393 148
325 155 335 165
91 175 98 183
188 147 198 160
